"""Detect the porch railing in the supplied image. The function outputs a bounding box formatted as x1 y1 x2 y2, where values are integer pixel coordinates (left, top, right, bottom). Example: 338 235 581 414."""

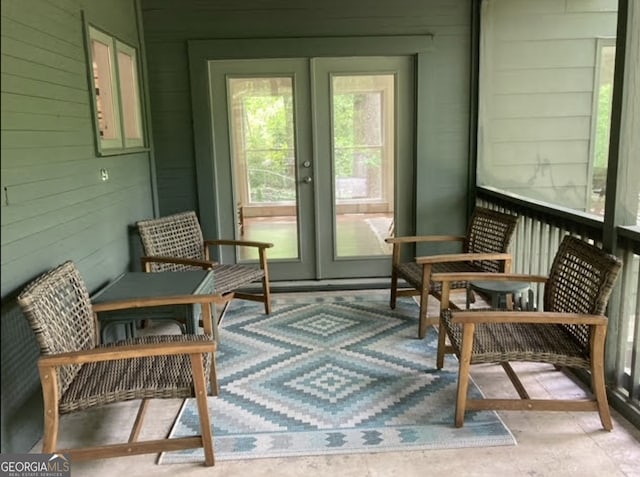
477 186 640 428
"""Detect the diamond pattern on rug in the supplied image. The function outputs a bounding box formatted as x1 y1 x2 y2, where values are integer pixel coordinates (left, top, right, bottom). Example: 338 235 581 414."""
160 291 515 463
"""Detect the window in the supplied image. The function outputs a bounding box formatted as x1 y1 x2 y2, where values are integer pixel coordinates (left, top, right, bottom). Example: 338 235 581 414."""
476 1 619 217
331 75 394 205
588 39 616 217
87 25 144 153
228 77 297 206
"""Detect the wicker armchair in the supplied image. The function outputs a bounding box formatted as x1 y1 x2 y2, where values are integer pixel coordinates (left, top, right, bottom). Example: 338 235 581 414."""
386 207 518 338
17 261 231 465
137 211 274 314
434 235 622 429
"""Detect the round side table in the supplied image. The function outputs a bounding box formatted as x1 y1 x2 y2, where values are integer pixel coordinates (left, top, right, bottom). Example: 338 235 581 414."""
466 280 534 310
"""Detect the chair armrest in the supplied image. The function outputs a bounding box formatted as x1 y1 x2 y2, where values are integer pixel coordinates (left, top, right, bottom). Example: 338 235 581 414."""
385 235 465 245
450 310 607 326
38 339 216 368
416 252 512 265
431 272 548 283
91 293 233 313
92 293 232 340
140 255 216 269
205 239 274 249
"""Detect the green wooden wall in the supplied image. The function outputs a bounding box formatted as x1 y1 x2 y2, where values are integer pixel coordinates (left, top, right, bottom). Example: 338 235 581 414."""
140 0 474 240
0 0 155 452
0 0 476 453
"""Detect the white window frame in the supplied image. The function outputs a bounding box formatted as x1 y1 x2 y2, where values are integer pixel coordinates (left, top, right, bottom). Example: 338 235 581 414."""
86 25 145 154
587 37 616 214
116 40 144 149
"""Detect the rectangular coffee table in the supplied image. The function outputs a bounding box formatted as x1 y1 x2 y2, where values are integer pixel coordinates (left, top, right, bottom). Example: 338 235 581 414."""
91 270 216 342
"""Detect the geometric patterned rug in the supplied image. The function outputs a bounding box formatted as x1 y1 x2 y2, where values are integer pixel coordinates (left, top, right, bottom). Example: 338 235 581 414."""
159 291 515 463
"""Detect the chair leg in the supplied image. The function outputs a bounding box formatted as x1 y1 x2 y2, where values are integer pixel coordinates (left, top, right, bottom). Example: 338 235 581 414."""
591 326 613 431
418 265 432 339
258 249 271 314
390 270 398 309
592 369 613 431
418 274 431 339
216 296 231 325
501 362 530 399
436 316 447 369
129 399 150 442
418 292 430 339
437 282 451 369
262 277 271 315
210 352 219 397
191 353 215 466
39 366 60 453
455 323 475 427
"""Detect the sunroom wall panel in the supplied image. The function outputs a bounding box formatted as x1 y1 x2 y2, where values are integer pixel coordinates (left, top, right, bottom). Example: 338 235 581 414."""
141 0 472 240
478 0 618 212
1 0 154 453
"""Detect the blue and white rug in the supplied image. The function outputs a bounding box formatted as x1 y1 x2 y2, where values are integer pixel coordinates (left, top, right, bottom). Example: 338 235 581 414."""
160 291 515 463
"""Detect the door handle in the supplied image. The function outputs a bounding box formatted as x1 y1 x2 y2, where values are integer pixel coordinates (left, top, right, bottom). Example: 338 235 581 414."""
302 177 312 184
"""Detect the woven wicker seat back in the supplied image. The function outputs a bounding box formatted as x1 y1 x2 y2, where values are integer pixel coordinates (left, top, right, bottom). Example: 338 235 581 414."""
465 207 519 273
137 211 206 272
18 261 95 397
544 236 622 350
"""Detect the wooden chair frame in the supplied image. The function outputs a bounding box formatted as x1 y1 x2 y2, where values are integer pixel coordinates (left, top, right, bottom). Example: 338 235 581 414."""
137 211 274 315
18 261 233 465
386 207 518 338
433 236 622 430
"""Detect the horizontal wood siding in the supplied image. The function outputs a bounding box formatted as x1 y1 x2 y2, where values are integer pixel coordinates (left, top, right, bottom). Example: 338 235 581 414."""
140 0 472 239
0 0 155 452
478 0 618 210
145 41 196 214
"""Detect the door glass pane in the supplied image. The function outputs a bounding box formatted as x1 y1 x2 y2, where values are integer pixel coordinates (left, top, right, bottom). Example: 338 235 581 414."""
227 77 299 260
331 74 395 257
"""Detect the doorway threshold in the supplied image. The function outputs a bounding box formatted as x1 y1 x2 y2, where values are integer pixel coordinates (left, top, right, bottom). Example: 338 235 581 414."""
271 278 389 293
238 278 412 294
239 278 414 294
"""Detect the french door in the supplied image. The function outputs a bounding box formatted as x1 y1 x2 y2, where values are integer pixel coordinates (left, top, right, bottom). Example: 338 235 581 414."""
208 56 414 280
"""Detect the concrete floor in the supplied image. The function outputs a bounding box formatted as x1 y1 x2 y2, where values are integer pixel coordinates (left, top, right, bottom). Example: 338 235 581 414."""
30 292 640 477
